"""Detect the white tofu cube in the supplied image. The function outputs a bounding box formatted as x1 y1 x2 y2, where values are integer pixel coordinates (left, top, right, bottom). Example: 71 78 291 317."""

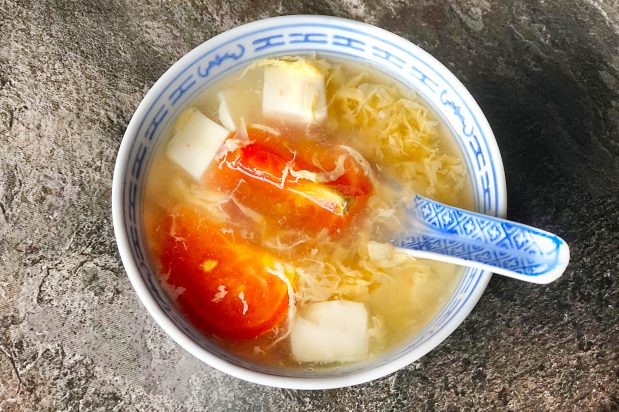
290 300 369 363
217 89 260 131
166 109 230 179
262 62 327 123
218 91 236 131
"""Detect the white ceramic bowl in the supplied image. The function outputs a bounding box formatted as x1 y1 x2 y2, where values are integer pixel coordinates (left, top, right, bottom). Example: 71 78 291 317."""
112 15 506 389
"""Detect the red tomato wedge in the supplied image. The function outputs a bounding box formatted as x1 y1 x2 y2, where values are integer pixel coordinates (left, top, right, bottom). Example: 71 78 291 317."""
210 127 373 234
159 206 290 340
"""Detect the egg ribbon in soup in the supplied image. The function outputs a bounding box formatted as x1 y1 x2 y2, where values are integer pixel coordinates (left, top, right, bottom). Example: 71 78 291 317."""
143 56 469 365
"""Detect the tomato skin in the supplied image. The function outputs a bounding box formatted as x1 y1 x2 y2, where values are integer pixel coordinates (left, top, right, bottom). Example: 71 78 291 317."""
160 206 290 340
211 128 373 235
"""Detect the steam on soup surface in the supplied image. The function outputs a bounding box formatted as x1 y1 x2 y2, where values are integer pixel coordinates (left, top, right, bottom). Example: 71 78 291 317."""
143 56 472 367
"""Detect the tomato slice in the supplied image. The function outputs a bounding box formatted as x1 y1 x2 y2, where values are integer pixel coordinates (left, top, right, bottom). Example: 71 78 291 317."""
210 128 373 234
160 206 290 340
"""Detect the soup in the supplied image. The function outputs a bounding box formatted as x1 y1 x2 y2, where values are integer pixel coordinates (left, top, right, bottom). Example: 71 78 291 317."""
143 56 471 367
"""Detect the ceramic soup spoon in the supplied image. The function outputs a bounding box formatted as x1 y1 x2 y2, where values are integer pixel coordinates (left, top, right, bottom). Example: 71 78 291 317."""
394 196 570 284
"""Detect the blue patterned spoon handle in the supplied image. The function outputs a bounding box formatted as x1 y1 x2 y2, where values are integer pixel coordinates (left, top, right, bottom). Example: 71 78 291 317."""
393 195 570 284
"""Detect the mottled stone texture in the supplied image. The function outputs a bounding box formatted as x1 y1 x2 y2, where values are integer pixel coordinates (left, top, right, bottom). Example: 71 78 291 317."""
0 0 617 410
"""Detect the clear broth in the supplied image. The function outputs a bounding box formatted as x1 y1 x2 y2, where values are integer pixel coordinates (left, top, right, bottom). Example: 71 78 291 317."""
143 56 472 368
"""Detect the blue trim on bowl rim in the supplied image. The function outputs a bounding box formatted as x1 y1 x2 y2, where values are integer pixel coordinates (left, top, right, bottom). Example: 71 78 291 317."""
113 15 506 388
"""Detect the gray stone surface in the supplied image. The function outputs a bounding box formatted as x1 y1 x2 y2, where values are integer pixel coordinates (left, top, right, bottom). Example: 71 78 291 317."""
1 0 618 410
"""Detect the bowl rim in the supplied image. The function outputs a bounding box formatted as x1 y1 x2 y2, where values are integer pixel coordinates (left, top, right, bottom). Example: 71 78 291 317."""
112 14 507 389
